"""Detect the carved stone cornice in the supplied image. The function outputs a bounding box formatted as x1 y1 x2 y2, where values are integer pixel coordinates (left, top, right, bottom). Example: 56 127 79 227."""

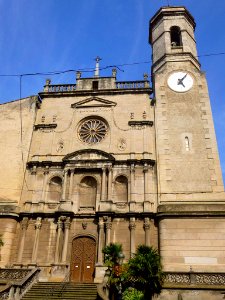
128 120 153 127
34 124 57 130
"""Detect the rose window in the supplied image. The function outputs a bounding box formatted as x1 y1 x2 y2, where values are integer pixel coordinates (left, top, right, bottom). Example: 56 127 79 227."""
78 118 108 144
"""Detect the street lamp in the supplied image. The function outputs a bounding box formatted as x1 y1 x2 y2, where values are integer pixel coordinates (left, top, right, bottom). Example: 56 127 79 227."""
117 252 125 300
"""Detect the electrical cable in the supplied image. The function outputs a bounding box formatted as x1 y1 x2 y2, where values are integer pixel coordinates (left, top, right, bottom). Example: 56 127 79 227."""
0 52 224 78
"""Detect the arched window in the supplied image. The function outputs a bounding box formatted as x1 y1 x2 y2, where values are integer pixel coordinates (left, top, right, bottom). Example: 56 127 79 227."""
170 26 182 47
48 176 62 202
185 136 190 151
114 175 128 202
79 176 97 209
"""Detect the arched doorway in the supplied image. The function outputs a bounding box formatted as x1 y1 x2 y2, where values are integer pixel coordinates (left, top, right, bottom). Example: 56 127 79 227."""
70 236 96 283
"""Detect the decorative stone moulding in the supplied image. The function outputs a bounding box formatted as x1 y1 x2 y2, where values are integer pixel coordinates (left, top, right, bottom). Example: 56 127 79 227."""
128 120 153 127
34 124 57 130
115 202 128 209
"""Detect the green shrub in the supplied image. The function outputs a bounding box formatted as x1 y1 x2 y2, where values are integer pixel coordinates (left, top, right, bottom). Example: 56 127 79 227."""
122 288 144 300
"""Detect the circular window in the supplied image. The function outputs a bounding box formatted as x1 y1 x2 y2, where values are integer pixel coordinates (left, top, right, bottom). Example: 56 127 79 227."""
78 118 108 144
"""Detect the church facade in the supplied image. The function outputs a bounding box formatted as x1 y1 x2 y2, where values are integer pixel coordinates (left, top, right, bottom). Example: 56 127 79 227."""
0 6 225 299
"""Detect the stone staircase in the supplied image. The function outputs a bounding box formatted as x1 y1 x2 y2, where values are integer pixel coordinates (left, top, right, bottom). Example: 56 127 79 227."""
21 282 98 300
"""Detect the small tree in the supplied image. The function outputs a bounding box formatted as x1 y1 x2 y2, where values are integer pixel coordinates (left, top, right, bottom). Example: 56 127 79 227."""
103 243 123 268
102 243 124 299
127 245 163 300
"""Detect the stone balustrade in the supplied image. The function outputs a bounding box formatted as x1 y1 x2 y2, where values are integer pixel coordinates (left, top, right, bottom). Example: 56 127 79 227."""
163 271 225 287
43 80 150 93
0 268 40 299
116 80 149 89
44 84 77 93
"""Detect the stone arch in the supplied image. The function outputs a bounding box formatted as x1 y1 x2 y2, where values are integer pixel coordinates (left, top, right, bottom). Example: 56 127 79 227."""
113 175 128 202
48 176 62 202
170 26 182 47
78 176 97 209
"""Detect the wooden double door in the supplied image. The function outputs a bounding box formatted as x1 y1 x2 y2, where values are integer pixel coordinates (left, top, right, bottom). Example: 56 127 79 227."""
70 237 96 283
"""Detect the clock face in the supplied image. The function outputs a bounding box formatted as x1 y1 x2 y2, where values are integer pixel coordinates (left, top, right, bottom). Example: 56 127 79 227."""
167 71 193 92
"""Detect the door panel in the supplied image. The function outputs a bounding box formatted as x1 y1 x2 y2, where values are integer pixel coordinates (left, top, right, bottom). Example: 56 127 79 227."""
70 237 96 282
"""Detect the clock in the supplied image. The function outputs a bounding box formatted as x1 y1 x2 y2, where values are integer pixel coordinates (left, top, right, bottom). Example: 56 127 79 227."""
167 71 193 92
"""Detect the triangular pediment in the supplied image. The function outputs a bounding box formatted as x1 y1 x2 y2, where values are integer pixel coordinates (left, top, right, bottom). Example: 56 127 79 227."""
63 149 115 162
71 96 117 108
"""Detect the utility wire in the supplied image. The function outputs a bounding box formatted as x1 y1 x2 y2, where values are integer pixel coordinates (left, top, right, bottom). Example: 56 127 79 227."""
0 52 224 78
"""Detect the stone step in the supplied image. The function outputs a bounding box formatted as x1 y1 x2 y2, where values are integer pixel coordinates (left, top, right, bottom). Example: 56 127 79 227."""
21 282 98 300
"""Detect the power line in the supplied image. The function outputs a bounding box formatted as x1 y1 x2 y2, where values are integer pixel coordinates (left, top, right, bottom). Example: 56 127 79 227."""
0 52 224 78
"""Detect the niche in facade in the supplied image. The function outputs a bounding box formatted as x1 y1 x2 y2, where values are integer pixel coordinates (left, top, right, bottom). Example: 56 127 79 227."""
170 26 182 47
114 175 128 202
48 176 62 202
79 176 97 209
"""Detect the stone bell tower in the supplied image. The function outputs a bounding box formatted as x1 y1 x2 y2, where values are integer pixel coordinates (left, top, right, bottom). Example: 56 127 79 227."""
149 7 225 283
149 6 224 203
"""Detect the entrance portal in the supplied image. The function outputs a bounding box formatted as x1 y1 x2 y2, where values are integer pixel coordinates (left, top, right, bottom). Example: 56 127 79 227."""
70 236 96 282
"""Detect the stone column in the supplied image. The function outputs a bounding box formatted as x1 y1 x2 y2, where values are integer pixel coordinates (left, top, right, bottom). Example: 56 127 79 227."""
97 218 104 265
144 217 151 247
68 169 74 201
130 164 135 202
107 166 113 201
31 166 37 201
101 168 107 201
55 218 63 263
129 217 136 257
31 217 42 264
41 167 49 201
143 164 149 202
17 217 28 264
62 170 68 201
105 217 112 246
61 217 71 263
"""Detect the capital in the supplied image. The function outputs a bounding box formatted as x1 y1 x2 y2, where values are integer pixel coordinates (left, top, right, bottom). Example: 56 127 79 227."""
64 218 71 229
129 218 136 230
35 217 42 230
105 221 112 230
21 217 29 230
144 217 150 230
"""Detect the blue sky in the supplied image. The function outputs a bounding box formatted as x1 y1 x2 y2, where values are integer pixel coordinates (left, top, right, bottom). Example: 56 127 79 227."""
0 0 224 181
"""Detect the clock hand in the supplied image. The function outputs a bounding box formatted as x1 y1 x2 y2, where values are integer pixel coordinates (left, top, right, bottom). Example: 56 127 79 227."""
177 78 185 87
177 74 187 87
180 73 187 81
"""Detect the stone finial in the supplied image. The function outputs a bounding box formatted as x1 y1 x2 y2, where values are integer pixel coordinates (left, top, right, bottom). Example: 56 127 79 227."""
112 68 117 78
44 79 51 92
143 73 148 81
76 71 82 80
46 79 51 85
